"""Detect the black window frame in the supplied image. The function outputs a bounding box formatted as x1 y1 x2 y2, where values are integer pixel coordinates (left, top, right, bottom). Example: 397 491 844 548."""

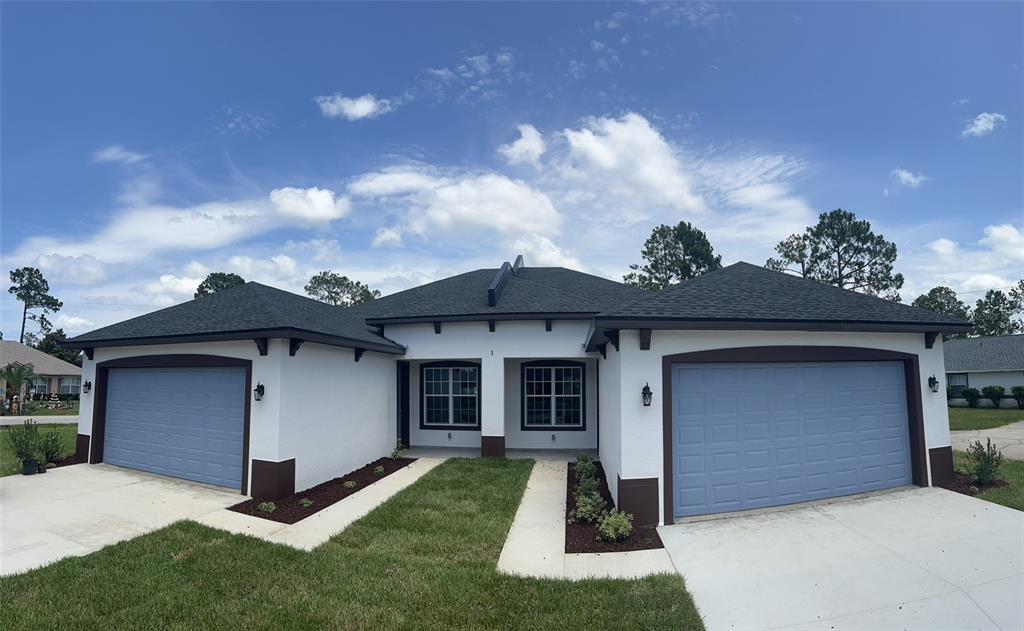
419 361 482 431
520 359 587 432
946 372 969 396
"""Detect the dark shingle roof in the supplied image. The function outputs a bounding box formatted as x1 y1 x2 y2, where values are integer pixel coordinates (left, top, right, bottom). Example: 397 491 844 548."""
66 282 404 353
596 262 972 329
944 335 1024 372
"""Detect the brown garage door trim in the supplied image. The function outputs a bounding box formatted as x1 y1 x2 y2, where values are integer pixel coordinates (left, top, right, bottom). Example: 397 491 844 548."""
661 346 929 525
89 354 253 495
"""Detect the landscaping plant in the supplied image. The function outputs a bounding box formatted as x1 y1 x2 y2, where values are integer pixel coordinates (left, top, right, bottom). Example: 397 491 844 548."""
575 473 599 497
568 492 607 524
965 438 1004 486
597 509 633 542
576 452 592 464
981 386 1005 408
374 465 385 475
299 498 313 508
574 458 596 480
257 501 277 514
38 428 66 466
961 387 981 408
7 419 39 474
1011 386 1024 409
343 480 357 489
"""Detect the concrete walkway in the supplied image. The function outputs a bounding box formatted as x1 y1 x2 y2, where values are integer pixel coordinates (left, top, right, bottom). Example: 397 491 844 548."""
0 414 79 427
951 420 1024 459
496 460 676 580
195 457 445 550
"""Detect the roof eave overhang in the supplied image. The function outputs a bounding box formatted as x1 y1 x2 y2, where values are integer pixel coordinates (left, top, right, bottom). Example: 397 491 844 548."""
366 312 598 326
64 327 406 356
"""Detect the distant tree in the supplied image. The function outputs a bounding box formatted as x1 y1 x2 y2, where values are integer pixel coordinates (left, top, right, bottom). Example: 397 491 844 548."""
766 209 904 300
972 289 1023 337
8 267 62 344
34 329 82 367
1 363 36 412
623 221 722 290
194 272 245 298
912 287 971 338
305 271 380 307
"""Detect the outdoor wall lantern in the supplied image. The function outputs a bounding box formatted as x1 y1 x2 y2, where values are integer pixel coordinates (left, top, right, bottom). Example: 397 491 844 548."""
253 382 265 401
81 380 92 394
642 382 653 407
928 375 940 393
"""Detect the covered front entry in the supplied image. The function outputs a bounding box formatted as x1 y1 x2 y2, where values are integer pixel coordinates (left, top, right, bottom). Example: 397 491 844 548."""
670 356 916 519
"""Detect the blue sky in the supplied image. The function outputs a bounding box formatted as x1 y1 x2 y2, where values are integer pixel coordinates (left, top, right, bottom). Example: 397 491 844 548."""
1 1 1021 338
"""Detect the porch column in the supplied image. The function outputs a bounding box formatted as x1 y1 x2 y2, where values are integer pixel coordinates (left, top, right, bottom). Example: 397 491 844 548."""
480 355 505 457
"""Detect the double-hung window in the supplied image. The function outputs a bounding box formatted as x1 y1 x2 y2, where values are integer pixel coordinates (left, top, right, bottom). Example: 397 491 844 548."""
522 361 585 430
31 378 48 395
59 377 81 395
421 363 480 429
947 373 968 396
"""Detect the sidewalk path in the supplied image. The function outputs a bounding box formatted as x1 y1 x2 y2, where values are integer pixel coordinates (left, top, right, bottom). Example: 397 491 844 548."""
950 420 1024 459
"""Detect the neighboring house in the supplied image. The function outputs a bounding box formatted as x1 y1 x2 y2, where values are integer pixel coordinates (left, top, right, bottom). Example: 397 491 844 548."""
64 259 970 525
0 340 82 400
944 334 1024 407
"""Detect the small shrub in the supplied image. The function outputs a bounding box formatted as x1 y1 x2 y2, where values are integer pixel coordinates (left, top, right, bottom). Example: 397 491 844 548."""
6 420 39 462
374 465 386 475
597 509 633 542
38 429 66 464
257 501 277 514
981 386 1005 408
298 498 313 508
965 438 1004 486
568 492 606 524
1011 386 1024 409
574 459 596 480
946 385 955 400
575 474 599 497
343 480 357 489
575 452 592 465
961 387 981 408
390 447 405 460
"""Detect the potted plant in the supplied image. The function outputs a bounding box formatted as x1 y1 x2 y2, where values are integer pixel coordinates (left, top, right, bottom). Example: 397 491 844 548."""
7 419 39 475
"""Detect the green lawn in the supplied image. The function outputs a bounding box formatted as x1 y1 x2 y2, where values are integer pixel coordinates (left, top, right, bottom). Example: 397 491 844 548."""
954 451 1024 512
948 406 1024 431
21 401 80 416
0 423 78 477
0 458 704 630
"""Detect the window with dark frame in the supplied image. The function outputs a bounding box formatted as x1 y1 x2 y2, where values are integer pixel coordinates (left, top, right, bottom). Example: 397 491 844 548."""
947 372 968 396
523 362 584 429
422 365 480 428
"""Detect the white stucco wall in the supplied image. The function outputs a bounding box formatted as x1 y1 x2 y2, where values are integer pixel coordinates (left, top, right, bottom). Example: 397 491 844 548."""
503 358 598 450
956 370 1024 393
408 358 483 449
597 343 622 505
614 329 952 524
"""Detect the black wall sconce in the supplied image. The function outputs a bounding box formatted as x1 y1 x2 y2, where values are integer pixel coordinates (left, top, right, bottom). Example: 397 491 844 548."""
642 382 653 407
927 375 939 393
81 380 92 394
253 382 265 401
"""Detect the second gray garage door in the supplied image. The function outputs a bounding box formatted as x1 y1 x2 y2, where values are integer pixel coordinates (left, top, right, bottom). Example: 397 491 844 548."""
103 367 246 489
671 361 912 518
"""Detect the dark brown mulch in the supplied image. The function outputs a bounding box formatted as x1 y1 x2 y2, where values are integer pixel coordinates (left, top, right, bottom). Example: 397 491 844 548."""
941 471 1009 496
565 461 664 554
229 457 416 524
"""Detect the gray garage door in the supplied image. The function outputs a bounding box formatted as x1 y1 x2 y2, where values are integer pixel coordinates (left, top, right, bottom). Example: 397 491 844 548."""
671 361 912 518
104 367 246 489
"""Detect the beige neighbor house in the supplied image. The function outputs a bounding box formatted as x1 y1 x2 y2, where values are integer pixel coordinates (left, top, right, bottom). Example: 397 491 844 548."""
0 340 82 405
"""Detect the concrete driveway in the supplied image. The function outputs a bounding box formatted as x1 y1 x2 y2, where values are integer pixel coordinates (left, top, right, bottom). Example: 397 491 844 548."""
952 420 1024 459
0 464 241 576
659 487 1023 630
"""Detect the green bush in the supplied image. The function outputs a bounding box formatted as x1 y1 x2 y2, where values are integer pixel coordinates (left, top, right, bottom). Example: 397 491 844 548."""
568 492 606 524
7 419 39 462
1011 386 1024 409
299 498 313 508
575 452 592 465
946 385 955 400
575 474 599 497
374 465 386 475
597 509 633 542
343 480 357 489
257 501 277 514
574 459 596 480
981 386 1005 408
965 438 1004 485
961 387 981 408
390 447 405 460
38 429 66 465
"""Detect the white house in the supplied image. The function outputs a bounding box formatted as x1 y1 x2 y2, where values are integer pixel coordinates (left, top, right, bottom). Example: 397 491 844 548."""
65 258 970 526
945 334 1024 407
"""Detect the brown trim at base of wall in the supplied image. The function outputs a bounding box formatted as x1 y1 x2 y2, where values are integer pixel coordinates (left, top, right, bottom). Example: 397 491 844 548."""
481 436 505 458
251 458 295 499
617 475 660 527
75 434 90 463
928 446 954 488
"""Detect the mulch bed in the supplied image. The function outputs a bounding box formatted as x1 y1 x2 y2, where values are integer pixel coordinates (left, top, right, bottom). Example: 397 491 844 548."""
565 461 664 554
229 457 416 524
940 471 1009 497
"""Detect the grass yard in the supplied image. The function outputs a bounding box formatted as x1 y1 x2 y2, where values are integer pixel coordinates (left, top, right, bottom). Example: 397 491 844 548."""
0 458 704 630
22 401 80 416
953 451 1024 512
948 406 1024 431
0 423 78 477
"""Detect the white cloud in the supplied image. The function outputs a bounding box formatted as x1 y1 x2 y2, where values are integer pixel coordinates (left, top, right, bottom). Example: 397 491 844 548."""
33 253 107 284
927 238 959 258
349 170 443 197
498 124 546 168
93 144 147 166
890 167 929 189
962 112 1007 138
141 274 204 306
315 93 396 120
981 223 1024 262
54 314 94 332
510 234 584 270
417 50 523 104
372 227 403 248
270 187 351 224
899 224 1023 301
961 273 1011 291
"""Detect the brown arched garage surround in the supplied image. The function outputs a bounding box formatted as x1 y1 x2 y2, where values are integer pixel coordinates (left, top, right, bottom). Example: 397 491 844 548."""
661 346 930 525
88 354 253 495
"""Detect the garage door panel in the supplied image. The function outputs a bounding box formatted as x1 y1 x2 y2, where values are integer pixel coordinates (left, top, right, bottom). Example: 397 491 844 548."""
104 367 245 489
672 361 912 518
